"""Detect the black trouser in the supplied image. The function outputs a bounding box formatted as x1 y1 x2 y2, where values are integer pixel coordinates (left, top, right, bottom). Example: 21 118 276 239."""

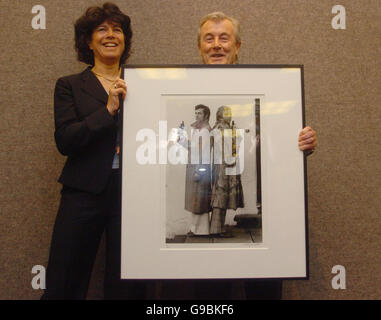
148 279 282 300
41 170 143 299
192 279 282 300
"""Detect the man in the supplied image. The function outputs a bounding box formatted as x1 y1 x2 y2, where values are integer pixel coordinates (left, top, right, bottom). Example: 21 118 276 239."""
183 104 212 235
153 12 317 300
195 11 317 300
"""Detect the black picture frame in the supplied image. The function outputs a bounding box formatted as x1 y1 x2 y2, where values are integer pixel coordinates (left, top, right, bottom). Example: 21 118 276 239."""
120 65 309 280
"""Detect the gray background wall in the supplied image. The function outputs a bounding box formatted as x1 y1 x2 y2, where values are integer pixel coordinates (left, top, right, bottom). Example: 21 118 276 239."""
0 0 380 299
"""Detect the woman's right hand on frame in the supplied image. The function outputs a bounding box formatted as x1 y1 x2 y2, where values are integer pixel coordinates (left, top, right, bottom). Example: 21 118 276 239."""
107 78 127 116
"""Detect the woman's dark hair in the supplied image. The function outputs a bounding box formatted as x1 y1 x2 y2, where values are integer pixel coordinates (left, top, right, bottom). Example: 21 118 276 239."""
74 2 132 65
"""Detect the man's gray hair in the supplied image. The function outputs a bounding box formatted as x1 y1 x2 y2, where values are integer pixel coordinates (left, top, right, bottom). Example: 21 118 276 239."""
197 11 241 45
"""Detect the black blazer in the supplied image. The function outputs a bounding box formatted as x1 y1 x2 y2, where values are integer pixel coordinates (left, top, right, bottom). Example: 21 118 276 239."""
54 67 119 194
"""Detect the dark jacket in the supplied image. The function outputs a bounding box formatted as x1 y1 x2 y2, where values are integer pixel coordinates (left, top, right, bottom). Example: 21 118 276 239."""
184 122 212 214
54 67 118 194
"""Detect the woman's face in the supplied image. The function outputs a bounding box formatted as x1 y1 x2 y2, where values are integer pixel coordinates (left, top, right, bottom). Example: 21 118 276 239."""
88 20 125 65
220 107 232 123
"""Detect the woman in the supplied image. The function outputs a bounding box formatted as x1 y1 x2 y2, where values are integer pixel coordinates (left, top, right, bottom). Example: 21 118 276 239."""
210 106 244 236
41 3 138 299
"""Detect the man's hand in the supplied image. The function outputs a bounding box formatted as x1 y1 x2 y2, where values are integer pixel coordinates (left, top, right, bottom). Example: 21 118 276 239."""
298 126 317 152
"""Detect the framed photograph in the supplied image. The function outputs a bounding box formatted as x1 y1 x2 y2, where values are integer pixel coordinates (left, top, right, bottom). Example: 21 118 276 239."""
120 65 308 279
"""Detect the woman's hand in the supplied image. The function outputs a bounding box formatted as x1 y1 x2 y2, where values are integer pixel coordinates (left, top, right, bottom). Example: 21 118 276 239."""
107 78 127 116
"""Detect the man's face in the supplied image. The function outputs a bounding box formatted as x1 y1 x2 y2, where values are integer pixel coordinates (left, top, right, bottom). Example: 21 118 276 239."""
198 19 241 65
195 109 206 122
